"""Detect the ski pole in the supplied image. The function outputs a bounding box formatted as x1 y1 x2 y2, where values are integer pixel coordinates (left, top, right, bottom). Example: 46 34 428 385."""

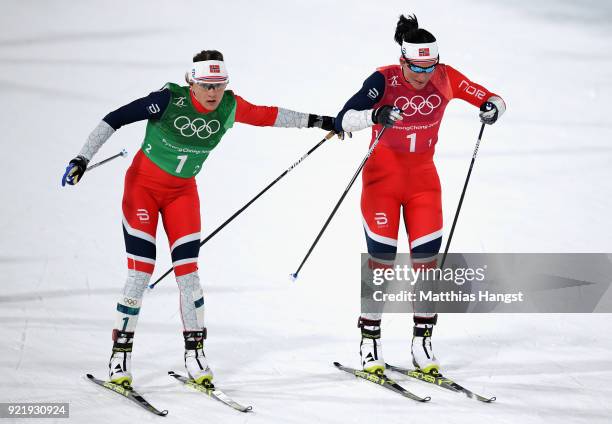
440 123 486 269
86 149 128 172
148 131 337 289
290 125 390 281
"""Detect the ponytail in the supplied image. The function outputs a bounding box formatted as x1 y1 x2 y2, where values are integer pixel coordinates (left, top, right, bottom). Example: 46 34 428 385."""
394 14 436 45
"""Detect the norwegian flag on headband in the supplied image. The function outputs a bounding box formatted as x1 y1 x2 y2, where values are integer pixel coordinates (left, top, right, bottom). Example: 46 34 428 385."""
418 48 430 57
190 60 229 83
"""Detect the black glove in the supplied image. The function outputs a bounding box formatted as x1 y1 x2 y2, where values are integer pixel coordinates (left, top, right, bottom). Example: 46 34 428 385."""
308 114 352 140
372 105 402 128
479 101 499 125
61 155 89 186
308 114 336 131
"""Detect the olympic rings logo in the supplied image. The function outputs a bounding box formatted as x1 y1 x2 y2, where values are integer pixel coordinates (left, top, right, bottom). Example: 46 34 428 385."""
173 116 221 139
394 94 442 117
123 297 138 306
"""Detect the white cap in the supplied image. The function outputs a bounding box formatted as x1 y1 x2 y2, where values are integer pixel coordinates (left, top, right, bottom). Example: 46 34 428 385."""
401 41 439 66
188 60 229 84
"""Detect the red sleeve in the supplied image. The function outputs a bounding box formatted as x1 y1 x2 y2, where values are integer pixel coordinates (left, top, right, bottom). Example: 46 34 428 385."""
445 65 502 108
234 95 279 126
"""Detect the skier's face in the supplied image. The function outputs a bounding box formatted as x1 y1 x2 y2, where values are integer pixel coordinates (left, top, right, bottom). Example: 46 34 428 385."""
401 59 435 90
191 82 227 111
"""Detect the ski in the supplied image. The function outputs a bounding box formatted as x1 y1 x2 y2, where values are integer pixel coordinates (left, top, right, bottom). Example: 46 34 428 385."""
168 371 253 413
334 362 430 402
385 363 496 403
86 374 168 416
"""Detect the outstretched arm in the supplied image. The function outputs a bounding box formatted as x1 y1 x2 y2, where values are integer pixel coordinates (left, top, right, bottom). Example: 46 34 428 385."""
234 95 335 131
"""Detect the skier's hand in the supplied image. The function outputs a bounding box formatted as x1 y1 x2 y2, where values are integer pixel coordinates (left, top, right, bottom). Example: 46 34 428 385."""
308 115 350 140
372 105 403 128
61 155 89 186
479 102 498 125
308 114 336 131
479 96 506 125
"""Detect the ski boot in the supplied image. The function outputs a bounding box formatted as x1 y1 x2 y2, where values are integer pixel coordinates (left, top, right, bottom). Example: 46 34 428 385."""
358 317 385 374
108 330 134 386
184 329 213 385
411 323 440 374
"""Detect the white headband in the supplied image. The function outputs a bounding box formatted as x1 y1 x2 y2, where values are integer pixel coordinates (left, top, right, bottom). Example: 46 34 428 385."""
401 41 439 65
188 60 229 84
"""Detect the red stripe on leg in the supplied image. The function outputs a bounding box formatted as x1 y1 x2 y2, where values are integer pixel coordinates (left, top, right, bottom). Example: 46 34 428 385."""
174 262 198 277
126 258 155 274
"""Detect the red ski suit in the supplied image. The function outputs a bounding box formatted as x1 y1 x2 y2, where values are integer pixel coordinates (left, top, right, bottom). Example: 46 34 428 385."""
344 64 504 266
122 90 280 278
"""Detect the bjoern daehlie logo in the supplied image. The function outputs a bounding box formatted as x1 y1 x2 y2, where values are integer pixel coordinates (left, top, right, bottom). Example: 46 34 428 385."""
136 209 150 223
147 103 160 114
374 212 388 227
173 116 221 139
394 94 442 117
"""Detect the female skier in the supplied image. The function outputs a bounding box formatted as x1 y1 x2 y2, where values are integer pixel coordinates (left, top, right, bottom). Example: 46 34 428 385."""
334 15 506 375
61 49 337 387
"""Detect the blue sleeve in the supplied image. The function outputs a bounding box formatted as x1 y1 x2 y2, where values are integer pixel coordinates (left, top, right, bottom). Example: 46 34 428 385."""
334 71 385 132
102 88 171 130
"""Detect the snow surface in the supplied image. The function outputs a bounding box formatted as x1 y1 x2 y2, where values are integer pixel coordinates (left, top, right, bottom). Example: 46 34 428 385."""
1 1 611 423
